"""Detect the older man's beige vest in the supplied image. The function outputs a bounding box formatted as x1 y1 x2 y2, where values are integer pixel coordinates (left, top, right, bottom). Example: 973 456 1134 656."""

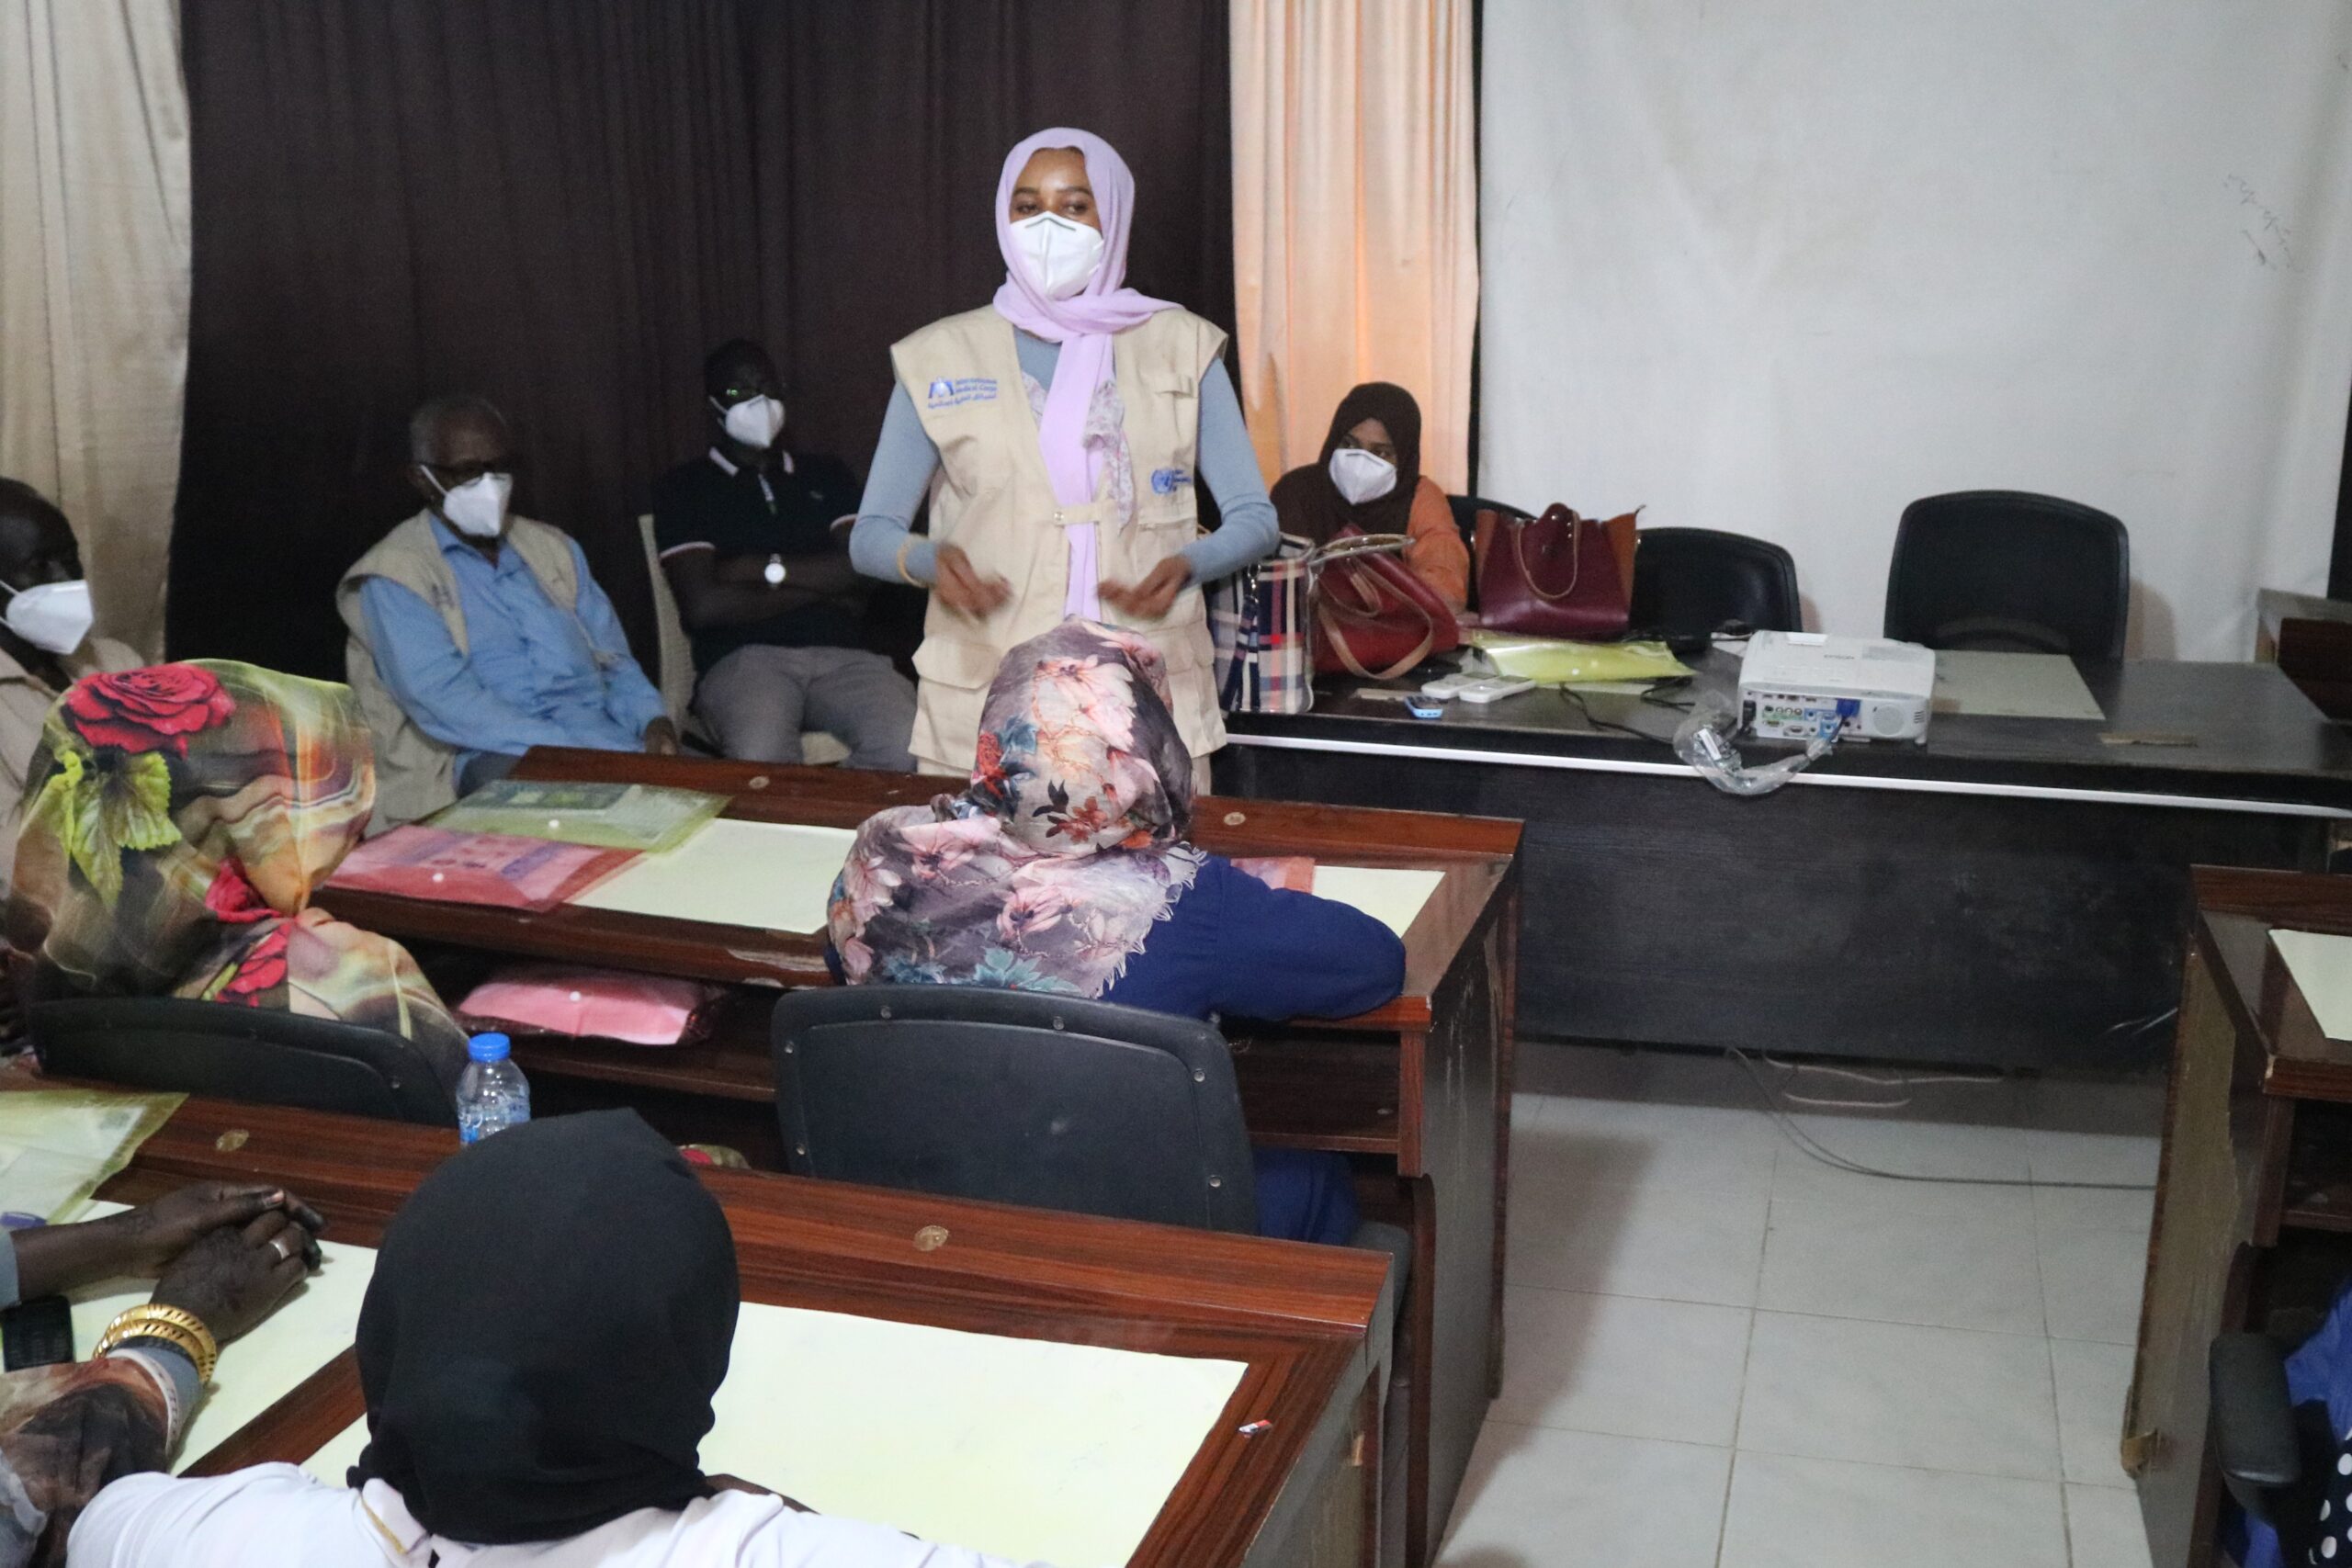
891 306 1228 773
335 512 582 830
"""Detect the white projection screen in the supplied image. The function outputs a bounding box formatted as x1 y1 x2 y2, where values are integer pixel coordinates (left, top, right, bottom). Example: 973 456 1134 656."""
1479 2 2352 658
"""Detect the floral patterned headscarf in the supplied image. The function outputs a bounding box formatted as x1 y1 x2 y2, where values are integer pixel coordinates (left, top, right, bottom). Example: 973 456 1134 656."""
6 661 469 1086
829 620 1205 996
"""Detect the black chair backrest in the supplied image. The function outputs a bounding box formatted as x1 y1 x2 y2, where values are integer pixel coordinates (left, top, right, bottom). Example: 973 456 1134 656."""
771 986 1257 1233
1446 493 1532 550
1628 527 1802 637
1883 490 2130 660
30 998 458 1127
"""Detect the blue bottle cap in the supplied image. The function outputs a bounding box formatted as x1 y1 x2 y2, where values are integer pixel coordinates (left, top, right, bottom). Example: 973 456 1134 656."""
467 1032 513 1064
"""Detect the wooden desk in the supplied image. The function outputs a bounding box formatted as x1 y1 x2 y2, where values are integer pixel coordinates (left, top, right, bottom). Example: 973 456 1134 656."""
2124 867 2352 1567
1227 653 2352 1069
317 750 1522 1568
62 1082 1391 1568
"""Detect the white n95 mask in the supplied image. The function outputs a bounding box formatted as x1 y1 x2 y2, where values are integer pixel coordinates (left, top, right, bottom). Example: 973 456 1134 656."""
1011 211 1107 300
1328 446 1398 506
714 394 786 449
425 469 514 539
0 580 94 656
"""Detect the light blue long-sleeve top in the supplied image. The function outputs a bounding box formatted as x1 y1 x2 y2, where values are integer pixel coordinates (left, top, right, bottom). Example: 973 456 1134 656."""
358 514 668 775
849 330 1278 588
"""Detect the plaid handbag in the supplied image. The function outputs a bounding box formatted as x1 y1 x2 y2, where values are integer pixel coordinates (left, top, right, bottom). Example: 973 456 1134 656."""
1212 534 1316 715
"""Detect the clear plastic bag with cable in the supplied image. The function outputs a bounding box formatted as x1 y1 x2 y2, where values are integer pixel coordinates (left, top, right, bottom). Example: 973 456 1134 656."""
1671 691 1837 796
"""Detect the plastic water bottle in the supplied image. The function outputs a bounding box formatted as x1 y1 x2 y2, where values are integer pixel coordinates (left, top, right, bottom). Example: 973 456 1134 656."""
456 1032 530 1145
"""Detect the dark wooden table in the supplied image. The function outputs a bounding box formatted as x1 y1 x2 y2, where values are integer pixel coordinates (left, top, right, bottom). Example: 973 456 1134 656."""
316 749 1522 1568
50 1077 1393 1568
2124 867 2352 1567
1223 654 2352 1069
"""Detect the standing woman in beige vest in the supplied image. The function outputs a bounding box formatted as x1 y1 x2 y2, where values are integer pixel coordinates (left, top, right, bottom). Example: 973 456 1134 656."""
849 128 1278 784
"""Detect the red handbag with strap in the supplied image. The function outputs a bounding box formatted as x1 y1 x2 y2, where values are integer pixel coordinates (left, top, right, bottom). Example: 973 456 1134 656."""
1312 529 1463 680
1476 504 1638 638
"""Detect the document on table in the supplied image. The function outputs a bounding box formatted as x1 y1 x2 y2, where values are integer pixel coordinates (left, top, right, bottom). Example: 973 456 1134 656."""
570 819 858 934
1929 650 2106 721
2272 929 2352 1042
1313 864 1446 937
0 1089 184 1223
304 1300 1246 1567
66 1208 376 1473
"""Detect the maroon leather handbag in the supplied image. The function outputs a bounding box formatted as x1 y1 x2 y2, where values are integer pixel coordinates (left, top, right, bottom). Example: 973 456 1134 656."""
1476 504 1636 639
1312 530 1463 680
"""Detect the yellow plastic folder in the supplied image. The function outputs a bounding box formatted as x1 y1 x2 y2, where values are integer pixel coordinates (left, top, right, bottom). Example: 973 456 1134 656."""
1464 630 1693 686
0 1089 184 1223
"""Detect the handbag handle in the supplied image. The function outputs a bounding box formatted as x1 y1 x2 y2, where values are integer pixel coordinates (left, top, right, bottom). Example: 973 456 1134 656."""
1317 598 1436 682
1509 509 1586 603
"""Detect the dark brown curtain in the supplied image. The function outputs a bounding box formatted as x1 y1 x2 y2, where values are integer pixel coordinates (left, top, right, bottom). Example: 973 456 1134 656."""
171 0 1234 679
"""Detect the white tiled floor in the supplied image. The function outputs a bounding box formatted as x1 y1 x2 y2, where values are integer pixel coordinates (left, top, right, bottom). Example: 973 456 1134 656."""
1442 1042 2164 1568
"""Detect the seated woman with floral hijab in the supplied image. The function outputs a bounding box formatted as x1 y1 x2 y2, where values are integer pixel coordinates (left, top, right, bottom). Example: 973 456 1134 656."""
6 661 469 1089
828 619 1404 1244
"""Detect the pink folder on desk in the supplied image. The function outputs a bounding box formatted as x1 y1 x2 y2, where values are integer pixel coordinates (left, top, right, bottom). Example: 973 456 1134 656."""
326 827 635 912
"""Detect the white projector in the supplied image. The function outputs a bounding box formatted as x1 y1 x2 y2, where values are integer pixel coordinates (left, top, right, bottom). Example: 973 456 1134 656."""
1736 631 1935 743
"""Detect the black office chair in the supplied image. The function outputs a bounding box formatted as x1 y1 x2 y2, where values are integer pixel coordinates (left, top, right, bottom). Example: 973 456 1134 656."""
1883 490 2130 660
1445 493 1532 551
2211 1330 2337 1563
1628 527 1802 639
771 986 1260 1231
30 997 458 1127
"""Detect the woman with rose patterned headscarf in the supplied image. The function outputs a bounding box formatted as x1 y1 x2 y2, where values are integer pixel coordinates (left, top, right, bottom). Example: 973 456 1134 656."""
6 661 469 1091
826 620 1403 1244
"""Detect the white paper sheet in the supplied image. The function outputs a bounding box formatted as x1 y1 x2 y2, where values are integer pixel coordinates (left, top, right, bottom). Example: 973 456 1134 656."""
2272 929 2352 1042
67 1225 377 1473
570 819 857 934
303 1301 1244 1567
1929 651 2107 721
1313 865 1446 938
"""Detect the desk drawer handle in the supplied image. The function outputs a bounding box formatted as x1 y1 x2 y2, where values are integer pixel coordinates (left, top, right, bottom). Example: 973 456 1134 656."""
913 1225 949 1252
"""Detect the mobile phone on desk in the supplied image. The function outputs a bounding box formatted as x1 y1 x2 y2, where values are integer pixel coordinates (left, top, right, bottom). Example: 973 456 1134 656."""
1457 675 1537 705
3 1295 75 1370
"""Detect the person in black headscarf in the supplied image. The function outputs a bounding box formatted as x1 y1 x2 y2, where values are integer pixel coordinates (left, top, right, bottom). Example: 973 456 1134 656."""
63 1112 1050 1567
1268 382 1470 611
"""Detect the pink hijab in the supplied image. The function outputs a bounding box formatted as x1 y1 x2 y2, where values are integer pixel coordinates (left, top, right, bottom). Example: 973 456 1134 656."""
991 129 1177 617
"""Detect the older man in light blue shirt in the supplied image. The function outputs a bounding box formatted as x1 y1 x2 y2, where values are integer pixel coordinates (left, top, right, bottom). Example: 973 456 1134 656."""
340 396 675 818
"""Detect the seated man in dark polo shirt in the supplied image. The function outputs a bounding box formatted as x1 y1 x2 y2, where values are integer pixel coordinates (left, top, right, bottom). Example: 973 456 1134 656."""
652 339 916 769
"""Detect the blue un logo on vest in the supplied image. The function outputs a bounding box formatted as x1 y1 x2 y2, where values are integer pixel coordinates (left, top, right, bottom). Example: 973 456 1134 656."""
926 378 998 409
1149 468 1193 496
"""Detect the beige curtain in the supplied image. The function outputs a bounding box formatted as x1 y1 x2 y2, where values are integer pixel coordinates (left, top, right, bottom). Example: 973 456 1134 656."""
1230 0 1478 493
0 0 190 658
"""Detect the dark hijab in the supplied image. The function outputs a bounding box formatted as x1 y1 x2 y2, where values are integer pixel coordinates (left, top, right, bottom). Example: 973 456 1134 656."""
351 1111 740 1544
1268 381 1426 546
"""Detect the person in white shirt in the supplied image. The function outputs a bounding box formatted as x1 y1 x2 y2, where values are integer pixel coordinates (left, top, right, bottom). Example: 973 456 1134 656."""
59 1112 1049 1568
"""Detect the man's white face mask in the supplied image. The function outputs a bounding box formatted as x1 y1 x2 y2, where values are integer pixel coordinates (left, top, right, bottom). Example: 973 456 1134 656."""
1011 211 1107 300
424 468 514 539
0 580 93 655
1328 446 1398 506
713 394 786 449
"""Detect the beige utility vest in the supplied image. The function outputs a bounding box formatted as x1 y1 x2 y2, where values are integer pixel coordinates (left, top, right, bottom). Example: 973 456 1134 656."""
334 512 582 830
892 305 1229 773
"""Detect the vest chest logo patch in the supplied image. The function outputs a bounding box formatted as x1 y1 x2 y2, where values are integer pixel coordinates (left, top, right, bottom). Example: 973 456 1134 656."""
926 378 998 409
1149 468 1193 496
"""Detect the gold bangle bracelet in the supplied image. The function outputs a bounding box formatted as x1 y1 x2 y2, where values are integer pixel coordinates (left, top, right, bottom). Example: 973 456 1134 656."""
96 1304 220 1384
896 538 922 587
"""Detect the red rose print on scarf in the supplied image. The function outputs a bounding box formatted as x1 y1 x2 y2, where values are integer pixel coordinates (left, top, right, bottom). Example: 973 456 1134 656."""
218 926 290 1005
203 857 275 924
64 666 237 755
